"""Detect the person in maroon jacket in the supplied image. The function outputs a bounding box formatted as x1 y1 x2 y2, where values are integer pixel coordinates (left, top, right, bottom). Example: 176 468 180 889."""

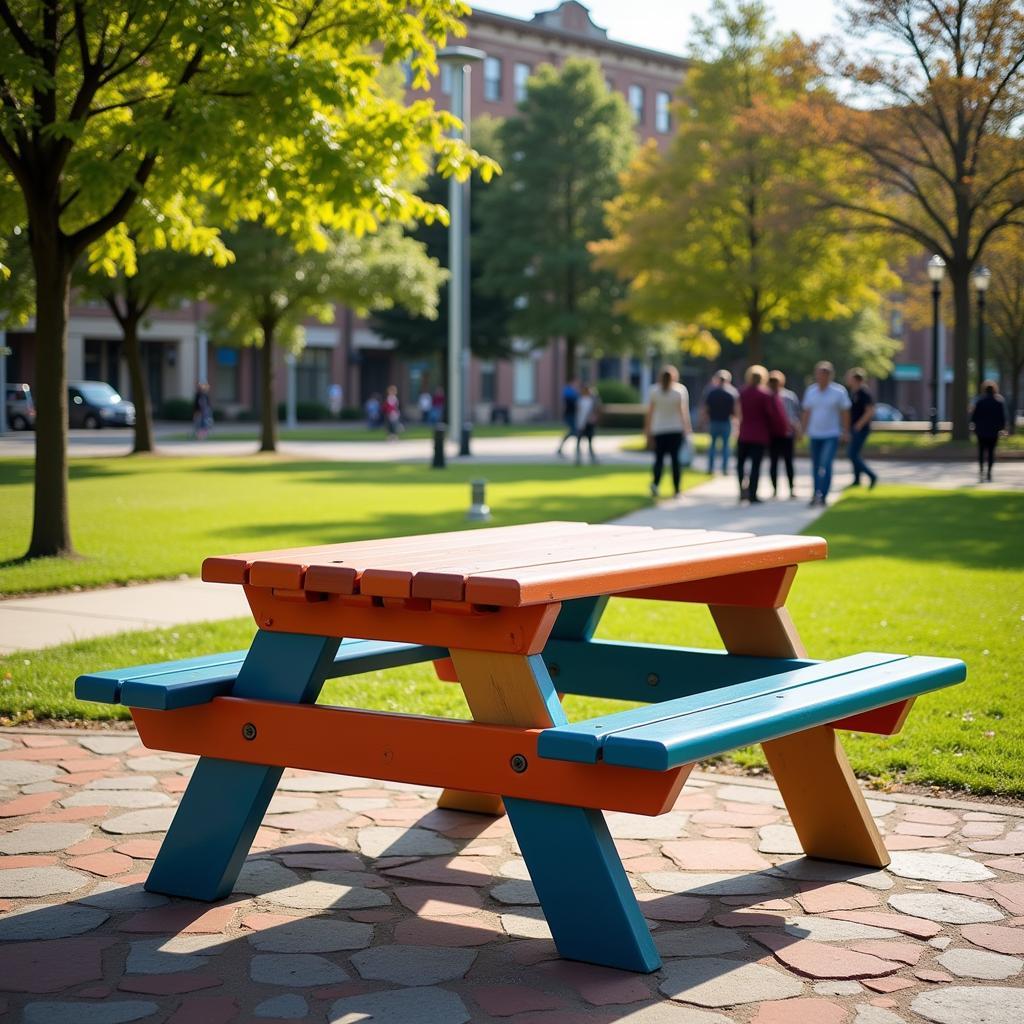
736 364 788 504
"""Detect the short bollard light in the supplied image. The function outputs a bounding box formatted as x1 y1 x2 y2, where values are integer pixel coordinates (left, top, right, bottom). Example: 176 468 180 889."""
467 478 491 521
432 422 447 469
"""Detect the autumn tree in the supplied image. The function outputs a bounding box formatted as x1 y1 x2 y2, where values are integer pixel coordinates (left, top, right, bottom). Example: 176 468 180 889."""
0 0 489 559
477 60 640 379
823 0 1024 439
206 222 445 452
984 228 1024 430
596 1 895 366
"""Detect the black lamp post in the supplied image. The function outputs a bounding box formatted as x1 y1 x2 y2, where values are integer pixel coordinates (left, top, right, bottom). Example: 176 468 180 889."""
973 265 991 394
927 254 946 435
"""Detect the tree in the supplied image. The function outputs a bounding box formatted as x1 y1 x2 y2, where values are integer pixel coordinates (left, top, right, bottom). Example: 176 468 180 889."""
370 117 514 377
75 204 231 453
985 227 1024 431
822 0 1024 439
206 222 445 452
762 305 903 387
0 0 490 560
596 1 896 366
477 59 640 379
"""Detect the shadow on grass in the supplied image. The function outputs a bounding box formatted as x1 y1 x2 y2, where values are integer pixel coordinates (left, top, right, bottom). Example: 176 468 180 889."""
815 490 1023 571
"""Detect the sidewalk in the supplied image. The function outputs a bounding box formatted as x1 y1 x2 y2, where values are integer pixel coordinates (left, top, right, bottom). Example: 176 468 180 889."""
1 726 1022 1023
2 457 1021 655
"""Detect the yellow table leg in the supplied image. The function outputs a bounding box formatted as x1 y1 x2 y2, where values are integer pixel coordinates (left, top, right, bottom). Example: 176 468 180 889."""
709 604 890 868
437 650 560 817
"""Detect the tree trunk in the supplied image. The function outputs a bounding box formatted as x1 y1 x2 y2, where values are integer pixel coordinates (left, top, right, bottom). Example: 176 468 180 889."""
259 325 277 453
122 315 155 454
950 264 971 441
26 232 75 559
564 336 578 381
746 305 763 367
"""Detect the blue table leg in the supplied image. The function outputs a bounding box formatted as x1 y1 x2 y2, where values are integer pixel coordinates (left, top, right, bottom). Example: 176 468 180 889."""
145 630 340 901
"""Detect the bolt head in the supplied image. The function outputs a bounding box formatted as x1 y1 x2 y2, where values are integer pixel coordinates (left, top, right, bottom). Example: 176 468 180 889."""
510 754 528 773
647 672 660 686
242 722 257 741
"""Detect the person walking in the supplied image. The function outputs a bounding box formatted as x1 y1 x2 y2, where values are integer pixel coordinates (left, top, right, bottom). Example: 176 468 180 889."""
736 365 787 504
575 384 601 465
846 368 878 489
192 382 212 440
801 360 851 507
970 380 1007 482
767 370 800 499
645 366 692 499
382 385 401 441
702 370 738 475
555 379 579 458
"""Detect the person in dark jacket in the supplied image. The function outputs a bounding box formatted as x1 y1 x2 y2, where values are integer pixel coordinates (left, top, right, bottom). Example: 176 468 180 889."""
970 381 1007 482
736 365 788 504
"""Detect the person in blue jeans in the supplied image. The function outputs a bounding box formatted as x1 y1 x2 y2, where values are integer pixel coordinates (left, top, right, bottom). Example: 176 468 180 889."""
846 368 878 489
801 361 851 507
701 370 738 474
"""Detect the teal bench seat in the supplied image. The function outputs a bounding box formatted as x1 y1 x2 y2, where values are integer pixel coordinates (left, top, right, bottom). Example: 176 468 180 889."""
536 652 965 771
75 637 447 710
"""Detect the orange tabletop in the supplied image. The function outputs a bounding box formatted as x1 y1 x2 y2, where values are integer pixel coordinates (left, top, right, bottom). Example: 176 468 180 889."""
203 521 827 607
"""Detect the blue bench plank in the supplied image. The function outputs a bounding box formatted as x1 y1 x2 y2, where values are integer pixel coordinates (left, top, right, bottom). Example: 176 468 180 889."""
76 639 447 710
541 638 815 704
601 655 965 770
538 653 965 771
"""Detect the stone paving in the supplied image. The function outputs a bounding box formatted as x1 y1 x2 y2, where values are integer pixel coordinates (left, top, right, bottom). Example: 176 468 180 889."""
1 729 1024 1023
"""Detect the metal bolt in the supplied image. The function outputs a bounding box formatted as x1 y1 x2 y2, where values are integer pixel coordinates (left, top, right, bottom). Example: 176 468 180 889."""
242 723 257 741
647 672 660 687
548 663 560 678
510 754 528 773
262 617 273 628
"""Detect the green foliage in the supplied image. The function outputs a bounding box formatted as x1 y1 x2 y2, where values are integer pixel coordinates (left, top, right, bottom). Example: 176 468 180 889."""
477 60 642 375
276 400 330 421
206 221 445 354
159 398 196 422
763 306 902 386
596 1 896 362
0 229 33 326
595 379 641 404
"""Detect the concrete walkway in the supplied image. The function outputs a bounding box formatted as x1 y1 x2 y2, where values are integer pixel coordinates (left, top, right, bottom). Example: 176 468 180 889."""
2 456 1021 654
1 726 1023 1023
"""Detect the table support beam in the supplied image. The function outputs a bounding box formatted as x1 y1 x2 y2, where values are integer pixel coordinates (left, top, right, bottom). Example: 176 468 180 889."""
710 604 890 868
144 631 341 901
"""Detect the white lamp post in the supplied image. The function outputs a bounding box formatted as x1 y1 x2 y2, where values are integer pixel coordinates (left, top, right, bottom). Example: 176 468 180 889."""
437 46 486 458
972 264 991 393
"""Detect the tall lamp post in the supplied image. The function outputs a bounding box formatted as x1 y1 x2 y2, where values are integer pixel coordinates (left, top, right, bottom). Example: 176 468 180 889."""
973 265 991 394
927 254 946 435
437 46 485 458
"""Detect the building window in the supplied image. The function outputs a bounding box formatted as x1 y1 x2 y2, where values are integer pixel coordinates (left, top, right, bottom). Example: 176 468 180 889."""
605 77 614 93
213 346 239 403
296 347 331 404
513 357 535 405
480 361 497 403
890 308 904 337
628 84 645 124
484 56 503 101
440 63 453 95
514 62 531 103
655 90 671 133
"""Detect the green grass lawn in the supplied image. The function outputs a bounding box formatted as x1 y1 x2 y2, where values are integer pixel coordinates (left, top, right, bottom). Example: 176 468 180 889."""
0 457 673 595
162 423 575 443
2 486 1021 796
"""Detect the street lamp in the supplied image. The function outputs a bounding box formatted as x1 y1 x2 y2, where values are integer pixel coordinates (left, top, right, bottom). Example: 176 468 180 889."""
437 46 486 459
972 264 991 394
927 254 946 435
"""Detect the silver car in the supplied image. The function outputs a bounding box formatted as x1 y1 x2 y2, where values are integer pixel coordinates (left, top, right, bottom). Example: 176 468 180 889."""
5 383 35 430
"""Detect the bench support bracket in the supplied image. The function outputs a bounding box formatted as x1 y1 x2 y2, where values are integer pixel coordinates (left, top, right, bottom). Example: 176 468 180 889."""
710 604 890 869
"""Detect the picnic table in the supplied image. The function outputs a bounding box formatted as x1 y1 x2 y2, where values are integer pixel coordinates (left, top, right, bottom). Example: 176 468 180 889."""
77 522 965 973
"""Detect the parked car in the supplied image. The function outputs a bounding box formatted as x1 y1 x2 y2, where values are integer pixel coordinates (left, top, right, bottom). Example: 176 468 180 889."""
5 383 35 430
68 381 136 429
873 403 904 423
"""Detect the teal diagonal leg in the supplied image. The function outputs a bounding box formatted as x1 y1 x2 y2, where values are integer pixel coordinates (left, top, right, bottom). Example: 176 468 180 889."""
503 796 661 972
145 630 340 901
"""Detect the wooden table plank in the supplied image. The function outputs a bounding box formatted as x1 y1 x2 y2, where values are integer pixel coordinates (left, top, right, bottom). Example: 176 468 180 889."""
464 534 827 606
